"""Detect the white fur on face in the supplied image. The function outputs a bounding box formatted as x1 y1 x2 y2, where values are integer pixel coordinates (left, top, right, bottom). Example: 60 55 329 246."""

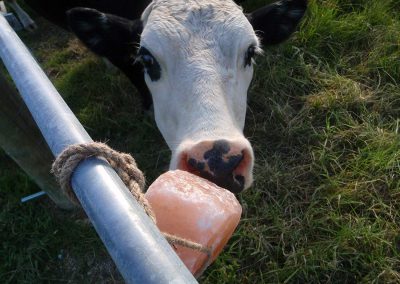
140 0 260 167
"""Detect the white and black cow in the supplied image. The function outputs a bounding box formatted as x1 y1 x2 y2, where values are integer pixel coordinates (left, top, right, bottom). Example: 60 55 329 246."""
22 0 307 193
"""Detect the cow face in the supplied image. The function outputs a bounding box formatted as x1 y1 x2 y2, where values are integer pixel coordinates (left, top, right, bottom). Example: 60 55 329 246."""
68 0 307 193
138 0 260 193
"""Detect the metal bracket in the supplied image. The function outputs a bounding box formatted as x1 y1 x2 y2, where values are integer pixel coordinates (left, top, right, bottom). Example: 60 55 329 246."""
4 13 23 31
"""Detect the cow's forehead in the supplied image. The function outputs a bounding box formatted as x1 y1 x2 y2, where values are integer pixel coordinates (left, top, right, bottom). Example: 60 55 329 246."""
142 0 244 22
142 0 242 20
140 0 257 52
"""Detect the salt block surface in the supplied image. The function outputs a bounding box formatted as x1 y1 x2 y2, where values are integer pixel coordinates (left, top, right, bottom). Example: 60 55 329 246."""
145 170 242 276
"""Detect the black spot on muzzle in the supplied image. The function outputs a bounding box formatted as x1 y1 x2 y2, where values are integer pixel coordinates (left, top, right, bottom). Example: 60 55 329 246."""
188 140 245 193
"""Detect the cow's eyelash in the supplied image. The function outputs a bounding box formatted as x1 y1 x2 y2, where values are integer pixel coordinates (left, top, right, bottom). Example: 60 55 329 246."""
244 44 262 67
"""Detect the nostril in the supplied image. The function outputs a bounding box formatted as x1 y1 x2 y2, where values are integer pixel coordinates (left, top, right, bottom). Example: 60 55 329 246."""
233 148 252 176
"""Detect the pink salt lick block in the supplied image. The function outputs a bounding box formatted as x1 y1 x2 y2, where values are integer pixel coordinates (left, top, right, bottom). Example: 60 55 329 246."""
145 170 242 276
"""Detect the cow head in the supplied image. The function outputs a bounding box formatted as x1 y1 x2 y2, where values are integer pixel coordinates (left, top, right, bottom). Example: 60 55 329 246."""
67 0 307 193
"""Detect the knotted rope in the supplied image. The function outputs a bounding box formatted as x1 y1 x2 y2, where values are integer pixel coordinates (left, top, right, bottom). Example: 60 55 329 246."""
51 142 211 257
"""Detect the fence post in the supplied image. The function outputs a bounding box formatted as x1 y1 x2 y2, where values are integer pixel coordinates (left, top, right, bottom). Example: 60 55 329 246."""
0 72 75 209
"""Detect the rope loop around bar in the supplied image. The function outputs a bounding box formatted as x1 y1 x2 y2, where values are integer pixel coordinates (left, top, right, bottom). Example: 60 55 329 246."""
51 142 211 265
51 142 154 221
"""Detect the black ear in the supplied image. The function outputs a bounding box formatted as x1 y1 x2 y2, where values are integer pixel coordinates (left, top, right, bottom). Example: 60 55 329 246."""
67 7 142 59
67 8 153 109
247 0 307 46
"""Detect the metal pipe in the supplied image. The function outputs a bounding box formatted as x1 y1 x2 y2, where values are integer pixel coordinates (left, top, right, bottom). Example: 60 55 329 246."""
0 14 197 283
21 191 46 203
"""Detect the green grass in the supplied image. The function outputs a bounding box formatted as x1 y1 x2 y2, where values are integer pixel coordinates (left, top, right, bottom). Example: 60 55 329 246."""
1 0 400 282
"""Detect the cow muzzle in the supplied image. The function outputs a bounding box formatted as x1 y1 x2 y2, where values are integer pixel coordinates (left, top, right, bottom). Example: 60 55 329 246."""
176 139 254 193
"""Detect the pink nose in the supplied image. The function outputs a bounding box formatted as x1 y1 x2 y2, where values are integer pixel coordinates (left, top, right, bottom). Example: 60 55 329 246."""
177 139 253 193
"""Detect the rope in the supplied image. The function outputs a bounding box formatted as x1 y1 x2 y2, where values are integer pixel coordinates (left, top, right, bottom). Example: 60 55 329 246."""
51 142 154 221
51 142 211 261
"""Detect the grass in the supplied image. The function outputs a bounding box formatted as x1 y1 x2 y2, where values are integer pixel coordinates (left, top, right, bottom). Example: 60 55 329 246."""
1 0 400 282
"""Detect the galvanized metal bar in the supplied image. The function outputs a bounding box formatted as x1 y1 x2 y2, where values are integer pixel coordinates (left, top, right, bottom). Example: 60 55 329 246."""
0 14 197 283
21 191 46 203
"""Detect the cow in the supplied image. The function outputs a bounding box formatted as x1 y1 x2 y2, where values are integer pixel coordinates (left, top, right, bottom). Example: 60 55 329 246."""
15 0 307 193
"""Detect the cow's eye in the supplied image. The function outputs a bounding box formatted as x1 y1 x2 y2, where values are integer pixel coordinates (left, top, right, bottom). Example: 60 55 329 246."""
244 45 256 67
141 54 154 67
137 47 161 81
